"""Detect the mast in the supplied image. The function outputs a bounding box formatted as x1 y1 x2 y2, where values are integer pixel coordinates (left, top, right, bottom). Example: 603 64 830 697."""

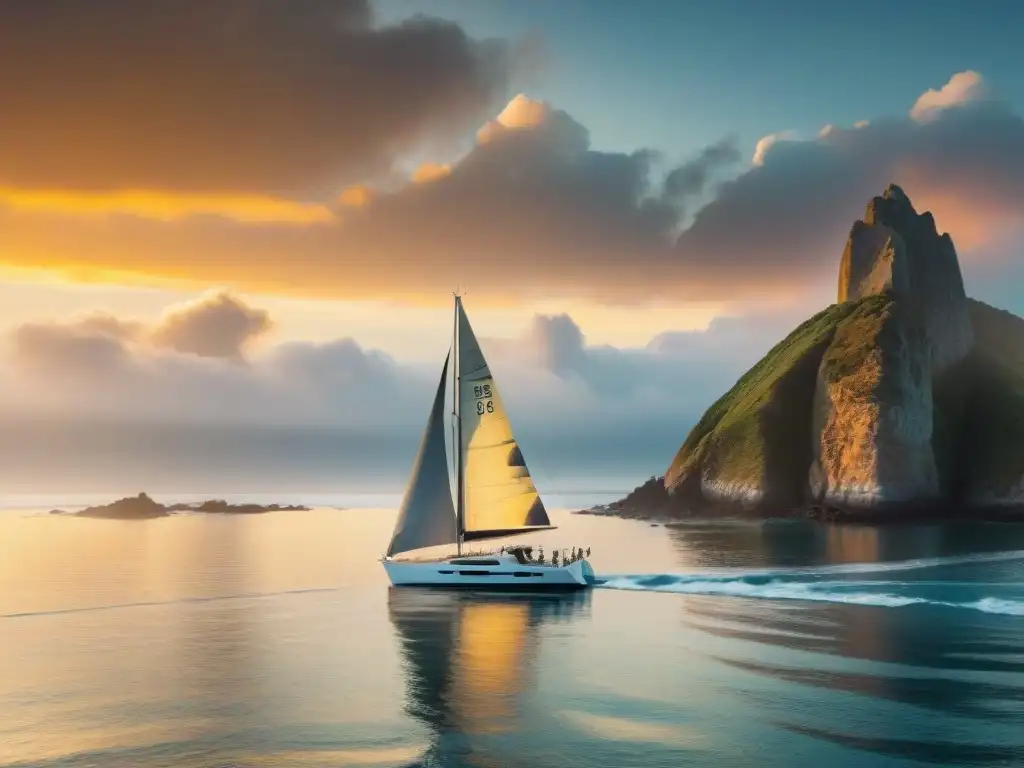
454 293 465 555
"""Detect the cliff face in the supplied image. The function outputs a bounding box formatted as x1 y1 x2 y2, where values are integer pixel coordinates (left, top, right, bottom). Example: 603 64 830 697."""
809 297 940 508
837 184 973 372
813 185 964 509
838 221 909 302
665 300 866 510
620 183 1024 521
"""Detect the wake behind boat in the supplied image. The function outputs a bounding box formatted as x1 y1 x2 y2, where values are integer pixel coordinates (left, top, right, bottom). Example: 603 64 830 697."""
381 295 594 590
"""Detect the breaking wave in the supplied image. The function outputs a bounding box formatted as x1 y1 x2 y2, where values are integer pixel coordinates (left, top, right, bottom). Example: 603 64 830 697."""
595 549 1024 616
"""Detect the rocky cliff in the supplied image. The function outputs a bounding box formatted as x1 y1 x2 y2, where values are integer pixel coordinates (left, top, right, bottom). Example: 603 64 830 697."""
606 184 1024 521
664 300 867 512
809 296 940 509
838 184 973 373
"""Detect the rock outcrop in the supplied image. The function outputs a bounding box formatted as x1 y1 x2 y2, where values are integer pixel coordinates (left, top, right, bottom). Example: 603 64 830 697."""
597 184 1024 522
664 300 869 511
838 184 973 372
70 492 170 519
58 492 311 519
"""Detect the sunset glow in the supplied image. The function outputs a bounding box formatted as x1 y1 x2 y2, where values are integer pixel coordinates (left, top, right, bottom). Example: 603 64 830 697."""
0 0 1020 493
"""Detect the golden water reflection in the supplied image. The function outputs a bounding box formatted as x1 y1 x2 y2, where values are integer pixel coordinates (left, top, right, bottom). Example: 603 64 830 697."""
387 588 591 766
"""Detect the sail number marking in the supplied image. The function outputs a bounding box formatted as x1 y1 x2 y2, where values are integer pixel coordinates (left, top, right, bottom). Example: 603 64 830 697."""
472 384 494 416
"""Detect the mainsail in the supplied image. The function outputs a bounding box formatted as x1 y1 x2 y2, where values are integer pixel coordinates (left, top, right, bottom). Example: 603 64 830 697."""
385 298 555 557
387 353 458 557
456 300 554 541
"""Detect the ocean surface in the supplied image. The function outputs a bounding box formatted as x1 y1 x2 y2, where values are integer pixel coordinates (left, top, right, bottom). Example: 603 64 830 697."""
2 494 1024 768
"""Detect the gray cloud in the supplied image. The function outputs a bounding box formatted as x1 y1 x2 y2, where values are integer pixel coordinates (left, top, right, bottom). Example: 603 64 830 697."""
664 136 742 205
10 321 130 382
0 292 813 492
5 74 1021 306
148 290 272 360
673 99 1024 296
73 312 144 340
0 0 517 193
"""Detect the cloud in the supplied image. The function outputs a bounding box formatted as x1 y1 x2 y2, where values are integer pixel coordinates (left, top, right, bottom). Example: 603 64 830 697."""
10 321 131 383
0 292 801 491
670 71 1024 296
0 0 517 195
4 312 402 430
147 291 273 359
411 162 453 184
477 93 557 143
664 137 742 204
3 72 1023 307
72 312 144 341
0 188 335 225
9 291 273 371
910 70 988 123
0 95 741 303
752 130 798 166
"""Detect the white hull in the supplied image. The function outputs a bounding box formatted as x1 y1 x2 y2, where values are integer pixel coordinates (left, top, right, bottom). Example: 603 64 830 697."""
382 553 594 590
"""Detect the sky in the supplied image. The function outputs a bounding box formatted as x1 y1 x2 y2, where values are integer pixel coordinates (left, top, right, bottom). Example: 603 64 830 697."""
1 0 1023 496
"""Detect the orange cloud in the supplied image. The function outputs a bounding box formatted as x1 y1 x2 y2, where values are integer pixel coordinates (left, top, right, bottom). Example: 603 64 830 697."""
0 1 516 194
1 77 1023 308
476 94 553 144
412 162 453 184
338 185 375 208
895 175 1024 255
0 188 334 225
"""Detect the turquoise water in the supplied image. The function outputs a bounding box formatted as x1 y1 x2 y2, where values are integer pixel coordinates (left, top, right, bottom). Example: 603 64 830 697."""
1 506 1023 767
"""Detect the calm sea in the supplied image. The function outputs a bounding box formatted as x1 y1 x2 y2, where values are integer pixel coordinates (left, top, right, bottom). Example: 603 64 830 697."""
2 496 1023 768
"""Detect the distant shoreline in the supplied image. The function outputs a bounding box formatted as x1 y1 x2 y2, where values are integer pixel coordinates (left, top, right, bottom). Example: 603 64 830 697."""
50 492 313 520
574 477 1024 525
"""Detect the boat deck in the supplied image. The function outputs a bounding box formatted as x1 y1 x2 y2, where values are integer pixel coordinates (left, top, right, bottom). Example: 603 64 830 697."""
383 548 594 589
392 545 589 568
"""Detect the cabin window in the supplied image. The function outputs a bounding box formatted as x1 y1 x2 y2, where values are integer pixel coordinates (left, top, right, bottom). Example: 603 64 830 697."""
457 569 493 576
513 571 544 577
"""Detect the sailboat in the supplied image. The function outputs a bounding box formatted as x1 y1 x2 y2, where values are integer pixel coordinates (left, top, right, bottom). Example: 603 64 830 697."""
381 295 595 590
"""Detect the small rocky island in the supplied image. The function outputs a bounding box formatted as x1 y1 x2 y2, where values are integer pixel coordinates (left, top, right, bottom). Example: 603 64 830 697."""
589 184 1024 523
53 492 310 519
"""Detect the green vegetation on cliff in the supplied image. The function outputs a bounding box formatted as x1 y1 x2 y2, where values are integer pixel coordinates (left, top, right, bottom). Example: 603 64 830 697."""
666 296 882 508
817 295 897 386
636 297 1024 518
603 186 1024 521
